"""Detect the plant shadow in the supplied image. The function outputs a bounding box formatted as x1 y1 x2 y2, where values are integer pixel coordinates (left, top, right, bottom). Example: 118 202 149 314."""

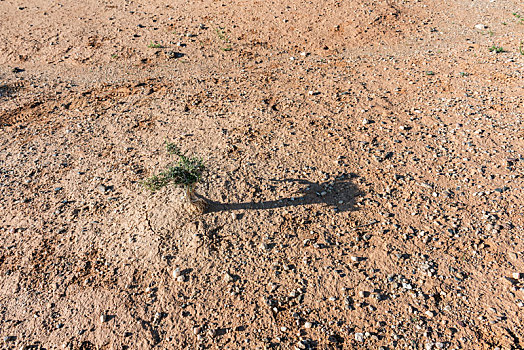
203 172 362 214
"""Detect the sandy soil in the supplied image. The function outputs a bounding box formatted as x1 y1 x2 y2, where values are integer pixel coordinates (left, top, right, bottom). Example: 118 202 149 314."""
1 0 524 349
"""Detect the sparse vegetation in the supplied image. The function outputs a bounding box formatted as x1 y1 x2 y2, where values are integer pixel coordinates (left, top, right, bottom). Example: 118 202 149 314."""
215 27 232 52
520 42 524 55
147 41 163 49
488 45 504 53
143 142 206 210
215 28 228 42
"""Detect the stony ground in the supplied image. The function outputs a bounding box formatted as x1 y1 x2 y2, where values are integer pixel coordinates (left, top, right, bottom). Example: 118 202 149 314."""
1 0 524 349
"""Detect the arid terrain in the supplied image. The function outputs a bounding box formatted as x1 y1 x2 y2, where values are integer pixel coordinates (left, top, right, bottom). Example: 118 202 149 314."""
1 0 524 349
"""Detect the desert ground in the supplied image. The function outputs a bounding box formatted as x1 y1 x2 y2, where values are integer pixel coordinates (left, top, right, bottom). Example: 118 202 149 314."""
1 0 524 349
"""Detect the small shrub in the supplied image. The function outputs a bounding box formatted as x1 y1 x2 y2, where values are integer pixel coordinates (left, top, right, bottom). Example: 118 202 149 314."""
148 41 163 49
488 45 504 53
143 142 206 209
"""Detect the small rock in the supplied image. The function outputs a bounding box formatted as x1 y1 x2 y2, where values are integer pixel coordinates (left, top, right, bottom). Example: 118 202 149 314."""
425 310 436 318
512 272 523 280
172 268 181 279
259 242 270 251
474 24 487 30
304 321 312 329
100 314 108 323
355 332 364 342
224 272 235 283
97 184 113 193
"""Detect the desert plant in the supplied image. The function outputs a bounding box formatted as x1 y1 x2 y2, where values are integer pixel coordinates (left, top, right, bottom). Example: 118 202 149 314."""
488 45 504 53
147 41 163 49
215 27 232 51
143 142 206 210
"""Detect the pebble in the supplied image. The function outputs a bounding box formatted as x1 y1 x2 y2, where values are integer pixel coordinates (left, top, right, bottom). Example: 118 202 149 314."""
172 268 181 279
97 184 113 193
176 275 186 282
425 310 435 318
512 272 523 280
100 314 108 323
355 332 364 342
224 272 235 283
304 321 312 329
260 242 270 251
475 24 487 30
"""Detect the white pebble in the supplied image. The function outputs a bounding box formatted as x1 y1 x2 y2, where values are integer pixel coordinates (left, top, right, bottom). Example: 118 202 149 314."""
425 310 435 318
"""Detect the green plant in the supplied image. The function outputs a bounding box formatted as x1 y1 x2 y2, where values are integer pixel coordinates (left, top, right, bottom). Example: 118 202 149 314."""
215 28 229 42
519 42 524 55
215 27 232 51
111 54 118 59
488 45 504 53
143 142 206 208
148 41 163 49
